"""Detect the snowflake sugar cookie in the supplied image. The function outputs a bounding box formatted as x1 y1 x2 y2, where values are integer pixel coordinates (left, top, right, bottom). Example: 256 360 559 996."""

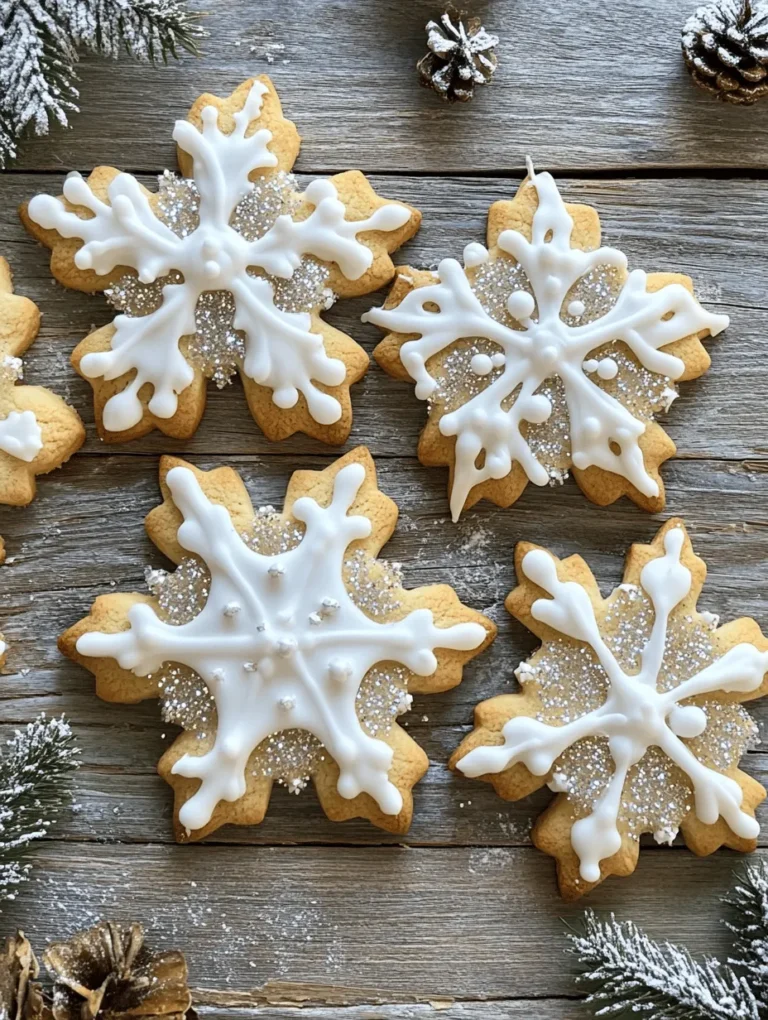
451 521 768 899
22 77 421 444
61 448 493 839
364 160 728 521
0 258 84 505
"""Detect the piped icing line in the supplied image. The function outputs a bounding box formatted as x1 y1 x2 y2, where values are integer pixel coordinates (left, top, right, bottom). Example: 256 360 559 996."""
76 463 485 831
27 81 411 433
363 158 729 521
0 409 42 462
457 526 768 883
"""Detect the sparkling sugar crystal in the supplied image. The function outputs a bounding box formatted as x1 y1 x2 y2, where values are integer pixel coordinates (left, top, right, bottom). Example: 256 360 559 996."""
145 506 413 791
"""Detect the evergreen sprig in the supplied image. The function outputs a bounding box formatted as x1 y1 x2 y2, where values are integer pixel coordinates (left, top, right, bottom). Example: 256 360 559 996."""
568 908 761 1020
0 715 80 907
0 0 205 167
727 863 768 1003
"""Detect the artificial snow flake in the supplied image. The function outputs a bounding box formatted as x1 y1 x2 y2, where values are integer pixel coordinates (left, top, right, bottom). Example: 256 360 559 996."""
0 0 205 168
365 158 728 521
62 449 491 838
23 76 420 442
451 520 768 899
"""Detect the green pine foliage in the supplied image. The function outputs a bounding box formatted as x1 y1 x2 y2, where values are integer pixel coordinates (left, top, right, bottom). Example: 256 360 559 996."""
0 0 205 167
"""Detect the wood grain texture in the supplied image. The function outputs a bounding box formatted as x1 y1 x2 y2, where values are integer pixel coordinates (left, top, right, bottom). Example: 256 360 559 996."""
2 2 768 1012
7 0 768 173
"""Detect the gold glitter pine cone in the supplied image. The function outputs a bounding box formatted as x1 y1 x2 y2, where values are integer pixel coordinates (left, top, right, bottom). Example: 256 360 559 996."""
43 922 191 1020
417 11 499 102
682 0 768 103
0 933 50 1020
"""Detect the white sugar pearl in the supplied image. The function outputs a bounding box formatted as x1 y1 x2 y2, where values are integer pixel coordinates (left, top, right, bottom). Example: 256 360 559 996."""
567 299 585 318
506 290 535 321
583 359 599 374
667 704 707 739
491 352 506 368
597 357 618 380
470 353 493 376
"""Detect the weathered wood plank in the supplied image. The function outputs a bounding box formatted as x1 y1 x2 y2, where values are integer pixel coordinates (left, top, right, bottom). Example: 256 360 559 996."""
0 174 764 460
0 842 751 1002
191 999 580 1018
5 720 768 852
7 0 768 173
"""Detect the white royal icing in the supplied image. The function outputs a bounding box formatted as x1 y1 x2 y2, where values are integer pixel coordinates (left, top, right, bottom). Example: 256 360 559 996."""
363 159 729 521
76 462 485 831
27 81 411 432
0 410 42 462
458 526 768 883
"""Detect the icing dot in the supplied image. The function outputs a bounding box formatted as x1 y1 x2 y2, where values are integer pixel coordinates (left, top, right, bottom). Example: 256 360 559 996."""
567 299 585 318
668 704 707 739
329 657 353 682
470 353 494 377
506 290 535 321
521 393 552 424
597 357 618 380
583 359 599 374
278 695 296 711
491 352 506 368
275 638 296 657
583 416 602 438
463 242 489 268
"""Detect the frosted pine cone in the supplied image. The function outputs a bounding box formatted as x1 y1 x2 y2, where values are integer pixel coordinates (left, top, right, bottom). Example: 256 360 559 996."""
417 13 499 102
682 0 768 104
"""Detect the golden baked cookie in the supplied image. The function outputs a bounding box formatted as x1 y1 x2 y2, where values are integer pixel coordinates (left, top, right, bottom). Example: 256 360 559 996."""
365 160 727 521
0 258 84 506
451 520 768 899
60 447 494 840
22 76 421 444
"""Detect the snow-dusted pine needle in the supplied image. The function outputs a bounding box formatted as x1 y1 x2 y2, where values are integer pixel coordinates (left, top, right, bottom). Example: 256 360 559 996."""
0 714 80 906
568 908 760 1020
0 0 205 166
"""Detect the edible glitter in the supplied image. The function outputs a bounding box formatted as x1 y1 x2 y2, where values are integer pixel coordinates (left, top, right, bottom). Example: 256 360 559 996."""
105 170 336 392
343 549 404 618
0 355 23 383
145 501 413 792
520 585 761 843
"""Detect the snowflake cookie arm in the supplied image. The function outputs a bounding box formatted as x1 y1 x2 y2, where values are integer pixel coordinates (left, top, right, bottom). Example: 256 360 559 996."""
452 521 768 899
63 448 493 841
0 258 84 506
367 168 726 520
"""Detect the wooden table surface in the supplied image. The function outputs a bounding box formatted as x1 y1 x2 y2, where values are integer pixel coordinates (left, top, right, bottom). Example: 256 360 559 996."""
3 0 768 1015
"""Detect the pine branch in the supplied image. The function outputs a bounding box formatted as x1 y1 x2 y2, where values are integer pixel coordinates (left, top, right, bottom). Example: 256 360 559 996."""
0 1 81 163
0 715 80 907
567 909 761 1020
726 861 768 1004
59 0 205 64
0 0 205 167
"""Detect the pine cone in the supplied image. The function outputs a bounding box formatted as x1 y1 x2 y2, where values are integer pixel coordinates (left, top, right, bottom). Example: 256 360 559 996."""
682 0 768 103
43 923 191 1019
417 12 499 102
0 932 50 1020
